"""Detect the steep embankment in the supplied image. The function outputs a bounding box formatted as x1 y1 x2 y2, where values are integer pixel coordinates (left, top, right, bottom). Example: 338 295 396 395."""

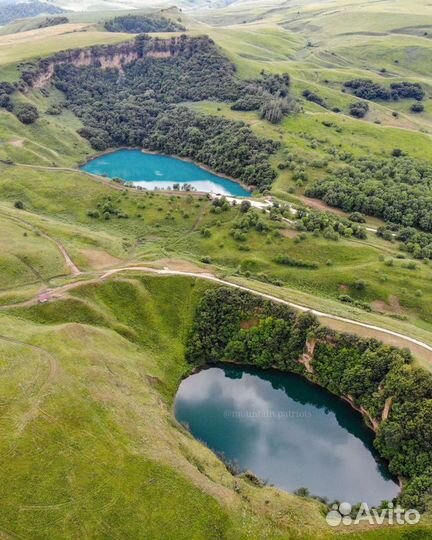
20 35 188 89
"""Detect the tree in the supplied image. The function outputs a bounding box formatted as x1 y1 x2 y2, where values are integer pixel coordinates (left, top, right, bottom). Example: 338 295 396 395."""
348 212 366 223
349 101 369 118
14 103 39 124
240 200 251 213
411 102 425 113
0 93 12 111
104 15 185 33
344 79 391 101
260 99 284 124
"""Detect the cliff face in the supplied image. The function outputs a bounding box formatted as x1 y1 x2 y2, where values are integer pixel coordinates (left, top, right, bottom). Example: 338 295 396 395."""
23 35 185 89
26 41 140 89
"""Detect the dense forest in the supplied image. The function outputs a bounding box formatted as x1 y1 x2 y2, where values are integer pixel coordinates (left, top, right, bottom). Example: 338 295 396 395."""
186 287 432 511
49 35 290 190
306 156 432 232
0 1 64 25
104 14 185 33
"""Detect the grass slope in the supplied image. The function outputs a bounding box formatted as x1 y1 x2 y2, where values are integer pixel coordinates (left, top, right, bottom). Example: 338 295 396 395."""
0 273 430 538
3 164 432 368
0 274 332 540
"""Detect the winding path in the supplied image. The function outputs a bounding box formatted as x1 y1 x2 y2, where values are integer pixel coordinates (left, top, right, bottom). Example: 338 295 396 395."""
0 201 427 358
2 262 432 361
0 210 81 276
102 267 432 357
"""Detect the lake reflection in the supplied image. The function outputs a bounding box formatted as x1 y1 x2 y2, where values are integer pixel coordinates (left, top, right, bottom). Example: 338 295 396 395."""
81 149 251 197
174 366 399 505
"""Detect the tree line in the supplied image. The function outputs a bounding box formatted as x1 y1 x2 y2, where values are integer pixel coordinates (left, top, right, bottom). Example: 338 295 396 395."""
344 79 425 102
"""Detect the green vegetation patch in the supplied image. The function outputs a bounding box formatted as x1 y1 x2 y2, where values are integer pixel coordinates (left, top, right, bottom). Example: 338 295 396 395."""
306 156 432 232
104 14 186 34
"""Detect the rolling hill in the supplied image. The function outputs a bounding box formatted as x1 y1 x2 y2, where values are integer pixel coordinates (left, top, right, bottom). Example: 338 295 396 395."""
0 1 432 538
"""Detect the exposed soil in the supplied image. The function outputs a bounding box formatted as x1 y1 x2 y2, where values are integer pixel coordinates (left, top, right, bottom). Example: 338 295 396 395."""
80 249 123 270
280 228 299 239
299 196 347 217
372 295 406 315
9 139 24 148
240 318 259 329
139 258 212 274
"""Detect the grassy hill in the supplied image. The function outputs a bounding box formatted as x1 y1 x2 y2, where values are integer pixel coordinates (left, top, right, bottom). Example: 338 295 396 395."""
0 9 432 360
0 274 332 539
0 1 432 538
1 272 431 539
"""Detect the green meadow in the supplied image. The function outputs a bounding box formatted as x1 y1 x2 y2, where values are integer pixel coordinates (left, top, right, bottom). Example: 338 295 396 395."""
0 0 432 537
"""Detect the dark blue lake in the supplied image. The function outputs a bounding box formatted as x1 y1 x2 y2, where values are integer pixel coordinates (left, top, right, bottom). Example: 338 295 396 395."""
174 366 399 505
81 149 251 197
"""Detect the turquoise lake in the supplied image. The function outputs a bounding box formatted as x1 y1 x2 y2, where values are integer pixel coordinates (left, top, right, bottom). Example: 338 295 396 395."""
174 366 399 505
81 149 251 197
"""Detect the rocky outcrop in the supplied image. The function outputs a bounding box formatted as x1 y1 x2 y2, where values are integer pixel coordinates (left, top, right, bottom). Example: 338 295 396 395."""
382 396 393 421
21 35 189 90
25 42 140 89
343 394 380 432
299 338 316 374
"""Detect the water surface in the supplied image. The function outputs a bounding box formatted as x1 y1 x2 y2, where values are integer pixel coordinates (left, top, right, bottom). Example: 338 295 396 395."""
174 365 399 505
81 149 251 197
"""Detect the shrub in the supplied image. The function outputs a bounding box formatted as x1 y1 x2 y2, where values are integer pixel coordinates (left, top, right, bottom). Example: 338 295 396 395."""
240 200 251 213
274 255 318 269
302 89 327 108
200 228 211 238
348 212 366 223
260 99 284 124
14 103 39 124
353 279 367 291
46 104 63 115
411 102 425 113
349 101 369 118
390 82 425 100
0 93 12 111
344 79 390 100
